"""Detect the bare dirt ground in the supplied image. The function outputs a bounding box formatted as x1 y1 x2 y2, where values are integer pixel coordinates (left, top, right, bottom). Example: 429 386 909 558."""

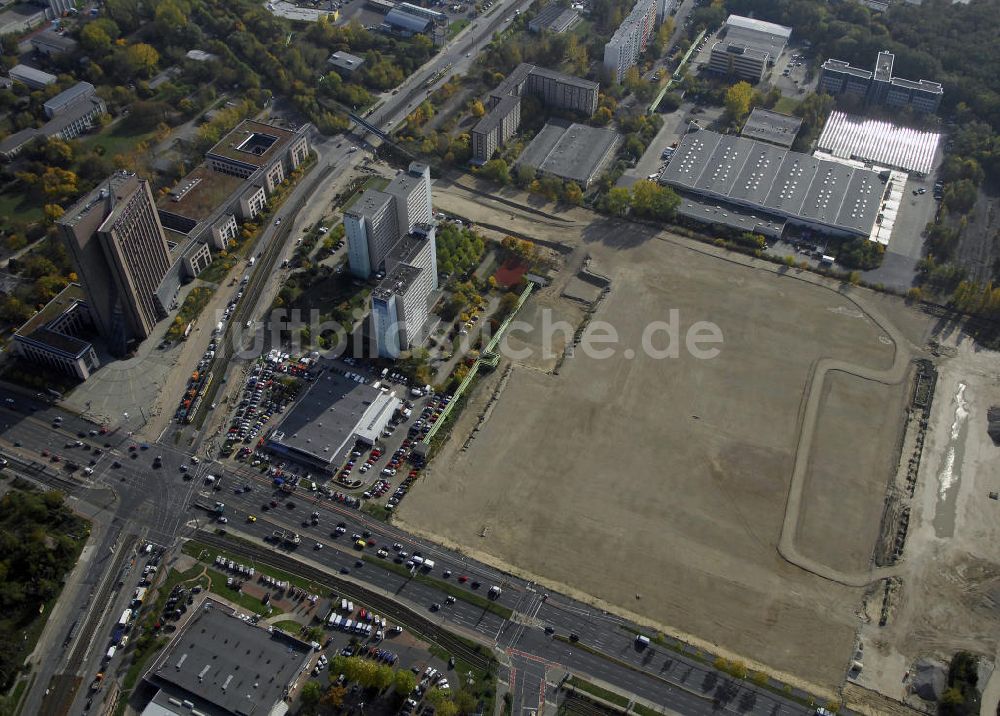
412 176 1000 709
398 208 930 689
855 332 1000 712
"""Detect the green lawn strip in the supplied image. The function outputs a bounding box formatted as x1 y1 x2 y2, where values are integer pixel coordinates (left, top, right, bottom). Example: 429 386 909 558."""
448 18 470 38
198 255 238 285
166 286 216 340
631 703 661 716
428 643 497 715
183 539 325 594
342 176 389 210
3 675 30 716
270 619 304 633
567 677 629 707
362 557 513 620
204 566 284 616
361 502 391 522
78 124 154 157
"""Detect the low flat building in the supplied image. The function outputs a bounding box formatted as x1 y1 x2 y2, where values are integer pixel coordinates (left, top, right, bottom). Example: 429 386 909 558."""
741 107 802 148
817 110 941 176
660 127 888 240
384 2 443 34
12 283 100 380
44 81 98 119
707 14 791 82
8 63 57 89
142 600 312 716
528 4 579 33
31 30 78 57
328 50 365 76
518 121 620 188
2 85 107 160
267 370 402 470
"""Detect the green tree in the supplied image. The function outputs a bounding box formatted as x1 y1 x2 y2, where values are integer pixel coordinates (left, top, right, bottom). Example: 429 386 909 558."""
80 23 112 53
562 181 583 205
155 0 188 32
604 187 630 216
123 43 160 77
724 81 753 123
480 158 510 185
393 668 417 694
593 106 613 125
299 681 323 713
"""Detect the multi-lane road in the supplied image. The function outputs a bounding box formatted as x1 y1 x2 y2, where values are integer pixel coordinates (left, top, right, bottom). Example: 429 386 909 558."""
0 386 826 716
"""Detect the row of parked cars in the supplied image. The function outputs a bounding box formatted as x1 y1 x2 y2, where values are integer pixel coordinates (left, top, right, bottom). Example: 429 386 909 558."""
228 362 296 445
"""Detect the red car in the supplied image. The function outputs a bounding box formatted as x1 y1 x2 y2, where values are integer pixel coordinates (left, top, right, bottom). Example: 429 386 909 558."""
457 575 468 583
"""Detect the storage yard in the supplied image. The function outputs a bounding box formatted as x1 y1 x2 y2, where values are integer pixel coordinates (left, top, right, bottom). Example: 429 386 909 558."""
397 217 932 688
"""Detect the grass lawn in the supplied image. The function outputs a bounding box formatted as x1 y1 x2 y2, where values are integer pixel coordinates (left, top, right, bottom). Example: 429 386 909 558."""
567 677 629 707
772 96 800 115
183 539 328 595
0 191 44 230
448 18 470 38
198 255 238 285
77 123 154 158
166 286 216 340
272 619 304 633
205 566 285 616
342 176 389 211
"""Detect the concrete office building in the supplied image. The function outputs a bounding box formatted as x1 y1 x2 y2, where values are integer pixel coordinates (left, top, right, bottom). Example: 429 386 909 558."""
819 51 943 113
12 283 100 380
346 162 432 278
206 120 310 193
44 81 96 118
386 161 433 235
472 64 598 161
346 190 399 279
59 172 173 355
371 226 438 358
267 371 401 470
708 15 791 83
603 0 657 83
142 600 312 716
471 95 521 163
1 84 106 160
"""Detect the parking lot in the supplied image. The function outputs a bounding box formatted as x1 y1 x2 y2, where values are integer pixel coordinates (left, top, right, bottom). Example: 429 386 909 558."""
222 355 450 517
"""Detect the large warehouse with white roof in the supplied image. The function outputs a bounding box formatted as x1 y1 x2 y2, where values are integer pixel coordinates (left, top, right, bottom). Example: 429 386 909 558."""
660 127 890 240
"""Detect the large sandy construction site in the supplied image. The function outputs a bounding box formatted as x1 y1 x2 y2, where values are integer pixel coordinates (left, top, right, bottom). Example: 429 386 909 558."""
397 215 929 688
396 179 1000 707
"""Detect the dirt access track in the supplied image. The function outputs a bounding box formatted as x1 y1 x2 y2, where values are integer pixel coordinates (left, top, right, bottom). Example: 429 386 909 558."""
397 199 938 690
